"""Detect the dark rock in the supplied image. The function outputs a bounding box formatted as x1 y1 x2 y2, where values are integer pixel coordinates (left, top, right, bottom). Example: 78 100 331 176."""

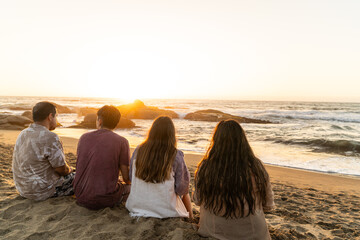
0 114 33 130
117 100 178 119
0 103 32 111
116 118 136 129
133 99 146 108
8 106 32 111
77 107 98 117
0 115 32 125
184 109 271 124
22 111 33 120
78 100 178 120
1 102 74 114
49 102 75 114
69 113 135 129
82 113 97 128
68 113 97 129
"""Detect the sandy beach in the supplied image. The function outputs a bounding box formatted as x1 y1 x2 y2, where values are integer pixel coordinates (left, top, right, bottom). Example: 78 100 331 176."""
1 130 360 239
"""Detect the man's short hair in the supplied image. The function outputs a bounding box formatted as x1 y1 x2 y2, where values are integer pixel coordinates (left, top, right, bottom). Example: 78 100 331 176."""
32 102 57 122
97 105 121 129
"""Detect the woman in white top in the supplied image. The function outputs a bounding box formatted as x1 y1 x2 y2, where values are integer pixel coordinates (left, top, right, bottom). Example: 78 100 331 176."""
126 116 193 219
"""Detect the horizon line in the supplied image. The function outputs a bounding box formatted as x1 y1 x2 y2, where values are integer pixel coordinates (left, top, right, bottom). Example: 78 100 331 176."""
0 95 359 104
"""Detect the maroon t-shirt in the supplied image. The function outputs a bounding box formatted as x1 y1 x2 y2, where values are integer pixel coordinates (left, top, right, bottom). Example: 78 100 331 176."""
73 129 130 210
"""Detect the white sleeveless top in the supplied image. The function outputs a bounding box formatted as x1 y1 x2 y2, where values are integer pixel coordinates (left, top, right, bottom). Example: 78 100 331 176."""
125 158 189 218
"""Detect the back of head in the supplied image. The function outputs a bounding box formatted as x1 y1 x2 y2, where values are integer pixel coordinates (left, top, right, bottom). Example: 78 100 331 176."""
147 116 176 145
211 120 251 158
136 116 177 183
32 102 57 122
195 120 269 218
97 105 121 129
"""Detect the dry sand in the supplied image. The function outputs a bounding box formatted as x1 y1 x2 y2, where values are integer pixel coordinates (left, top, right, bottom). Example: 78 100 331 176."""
0 130 360 239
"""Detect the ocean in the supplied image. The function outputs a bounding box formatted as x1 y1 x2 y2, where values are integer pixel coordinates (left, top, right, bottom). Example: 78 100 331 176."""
1 96 360 176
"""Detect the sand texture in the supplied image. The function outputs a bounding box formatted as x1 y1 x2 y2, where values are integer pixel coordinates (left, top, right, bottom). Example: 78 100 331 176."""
1 130 360 239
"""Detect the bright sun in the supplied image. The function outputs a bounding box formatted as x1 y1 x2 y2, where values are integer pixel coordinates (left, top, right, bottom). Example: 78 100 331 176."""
81 48 182 101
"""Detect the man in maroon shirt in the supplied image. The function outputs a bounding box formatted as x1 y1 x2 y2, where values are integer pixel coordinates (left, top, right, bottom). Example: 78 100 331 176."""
73 105 131 210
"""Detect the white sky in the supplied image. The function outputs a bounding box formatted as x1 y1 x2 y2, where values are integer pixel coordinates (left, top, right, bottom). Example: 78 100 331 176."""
0 0 359 102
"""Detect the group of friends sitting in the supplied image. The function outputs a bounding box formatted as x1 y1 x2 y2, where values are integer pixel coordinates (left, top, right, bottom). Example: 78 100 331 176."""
12 101 275 240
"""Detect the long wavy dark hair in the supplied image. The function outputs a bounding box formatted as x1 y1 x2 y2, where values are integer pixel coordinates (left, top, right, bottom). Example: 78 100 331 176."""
195 120 269 218
135 116 177 183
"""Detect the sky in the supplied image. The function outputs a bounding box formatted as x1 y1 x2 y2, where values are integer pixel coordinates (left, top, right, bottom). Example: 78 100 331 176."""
0 0 359 102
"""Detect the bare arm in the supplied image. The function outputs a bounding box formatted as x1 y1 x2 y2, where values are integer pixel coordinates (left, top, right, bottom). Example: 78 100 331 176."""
54 163 72 176
263 178 275 212
182 193 193 219
120 164 131 184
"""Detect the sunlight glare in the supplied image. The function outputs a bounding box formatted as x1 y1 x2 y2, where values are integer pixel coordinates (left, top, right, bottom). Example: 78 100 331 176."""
79 46 182 100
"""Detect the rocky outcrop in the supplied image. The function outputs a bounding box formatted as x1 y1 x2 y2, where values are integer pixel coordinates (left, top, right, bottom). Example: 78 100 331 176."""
22 111 32 120
184 109 271 124
0 102 74 113
0 114 33 130
116 117 136 129
76 100 179 120
50 102 75 114
117 100 178 119
77 107 98 117
69 113 136 129
81 114 98 128
8 106 32 111
0 103 31 111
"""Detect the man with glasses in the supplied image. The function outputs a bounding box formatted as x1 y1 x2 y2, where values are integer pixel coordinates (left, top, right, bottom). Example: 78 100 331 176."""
12 101 74 200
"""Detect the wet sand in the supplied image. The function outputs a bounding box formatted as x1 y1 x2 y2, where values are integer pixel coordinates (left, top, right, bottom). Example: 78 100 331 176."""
0 130 359 239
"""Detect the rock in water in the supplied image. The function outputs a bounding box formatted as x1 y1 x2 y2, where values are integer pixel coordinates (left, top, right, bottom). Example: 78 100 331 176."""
49 102 75 114
184 109 271 124
22 111 33 120
0 115 33 130
69 113 136 129
77 107 98 117
116 100 179 119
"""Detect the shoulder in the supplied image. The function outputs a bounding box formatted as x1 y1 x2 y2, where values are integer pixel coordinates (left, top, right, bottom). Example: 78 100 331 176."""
78 131 95 142
47 130 59 138
117 134 129 143
26 124 59 140
112 132 129 146
105 131 129 149
176 149 184 158
43 130 61 143
81 130 97 137
173 149 185 166
15 128 28 141
133 145 140 153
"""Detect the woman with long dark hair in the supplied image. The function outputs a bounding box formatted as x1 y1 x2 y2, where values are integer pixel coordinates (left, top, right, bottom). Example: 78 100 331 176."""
194 120 274 239
126 116 193 219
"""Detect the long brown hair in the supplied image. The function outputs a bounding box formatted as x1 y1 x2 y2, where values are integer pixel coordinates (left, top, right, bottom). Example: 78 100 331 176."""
135 116 177 183
195 120 269 218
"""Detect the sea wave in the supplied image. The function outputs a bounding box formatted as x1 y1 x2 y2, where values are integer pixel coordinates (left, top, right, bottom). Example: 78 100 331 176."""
232 110 360 124
266 138 360 156
280 115 360 123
